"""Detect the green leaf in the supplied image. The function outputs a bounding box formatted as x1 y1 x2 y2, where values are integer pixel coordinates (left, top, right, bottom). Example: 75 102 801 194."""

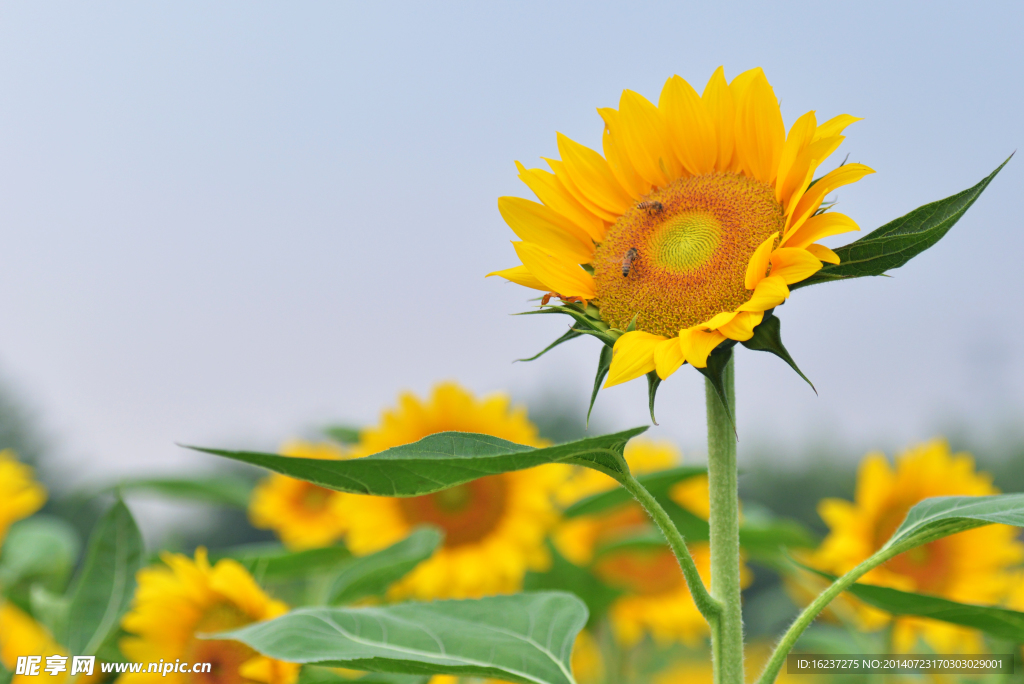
518 328 583 363
212 592 587 684
587 345 613 428
211 543 352 581
0 662 11 684
741 313 815 393
563 466 707 518
65 499 144 656
111 476 254 508
325 426 363 445
794 156 1012 289
884 493 1024 552
645 371 661 426
0 515 80 589
190 427 648 495
327 527 441 605
524 545 620 629
695 346 736 434
795 561 1024 642
299 667 430 684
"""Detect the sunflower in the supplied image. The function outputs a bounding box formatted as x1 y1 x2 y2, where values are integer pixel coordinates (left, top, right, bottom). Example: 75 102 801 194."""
119 548 299 684
248 441 349 550
488 67 870 386
0 450 47 547
0 601 69 684
553 439 738 646
337 382 564 600
809 439 1024 652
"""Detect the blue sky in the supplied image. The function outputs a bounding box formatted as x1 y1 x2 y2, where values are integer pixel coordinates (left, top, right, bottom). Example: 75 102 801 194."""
0 2 1021 493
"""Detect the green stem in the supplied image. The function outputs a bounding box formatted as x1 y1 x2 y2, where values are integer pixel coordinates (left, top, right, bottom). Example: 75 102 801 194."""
706 356 743 684
755 547 903 684
619 473 722 624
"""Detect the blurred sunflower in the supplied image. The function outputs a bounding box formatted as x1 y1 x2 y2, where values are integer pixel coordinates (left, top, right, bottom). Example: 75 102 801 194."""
248 440 349 550
119 548 299 684
553 439 740 646
338 382 564 600
0 449 46 546
809 439 1024 652
654 643 809 684
489 67 871 386
0 602 68 684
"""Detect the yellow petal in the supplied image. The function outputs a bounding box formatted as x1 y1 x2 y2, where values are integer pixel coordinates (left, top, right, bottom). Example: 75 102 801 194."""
744 231 778 289
545 157 620 224
599 108 652 200
617 90 680 187
486 264 550 291
557 132 633 215
782 211 859 249
738 275 789 312
605 331 663 388
814 114 862 140
733 70 785 184
653 337 686 380
806 243 840 264
769 247 823 284
498 196 595 263
701 66 735 171
512 242 596 298
790 163 874 232
775 111 817 203
702 310 739 330
678 327 727 368
659 75 716 176
781 134 846 215
718 310 764 342
516 161 607 242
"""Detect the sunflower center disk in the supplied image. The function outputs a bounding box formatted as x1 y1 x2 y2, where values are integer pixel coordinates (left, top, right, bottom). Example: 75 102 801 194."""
399 475 508 548
593 172 785 337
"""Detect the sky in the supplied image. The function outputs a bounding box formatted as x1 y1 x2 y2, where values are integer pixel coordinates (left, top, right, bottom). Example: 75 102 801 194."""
0 1 1021 500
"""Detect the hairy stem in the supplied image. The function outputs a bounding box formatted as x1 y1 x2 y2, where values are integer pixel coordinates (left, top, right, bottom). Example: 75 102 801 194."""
619 473 722 623
706 356 743 684
756 547 903 684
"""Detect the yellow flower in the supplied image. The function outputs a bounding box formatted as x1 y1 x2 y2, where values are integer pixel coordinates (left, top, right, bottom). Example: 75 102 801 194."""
248 441 349 550
553 439 740 646
0 450 47 547
0 601 68 684
809 438 1024 652
119 549 299 684
338 382 564 600
489 67 871 386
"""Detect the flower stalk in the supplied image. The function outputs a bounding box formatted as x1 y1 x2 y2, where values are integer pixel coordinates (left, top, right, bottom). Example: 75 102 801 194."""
706 356 744 684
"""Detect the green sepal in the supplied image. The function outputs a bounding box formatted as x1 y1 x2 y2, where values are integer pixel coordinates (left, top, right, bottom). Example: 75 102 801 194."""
741 312 815 393
645 371 661 425
794 155 1012 290
515 304 617 347
517 328 582 363
324 425 362 444
694 345 737 435
587 345 613 428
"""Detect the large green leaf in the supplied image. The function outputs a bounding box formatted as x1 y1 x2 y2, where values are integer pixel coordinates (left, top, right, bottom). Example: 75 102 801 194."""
0 516 80 589
563 466 707 518
795 561 1024 642
111 476 254 508
794 157 1011 289
64 499 144 656
211 543 352 581
884 493 1024 552
299 668 429 684
327 527 441 605
190 427 648 495
213 592 586 684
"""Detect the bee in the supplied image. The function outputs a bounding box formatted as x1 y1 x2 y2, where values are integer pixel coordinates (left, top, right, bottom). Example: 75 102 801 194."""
622 247 639 277
637 200 663 215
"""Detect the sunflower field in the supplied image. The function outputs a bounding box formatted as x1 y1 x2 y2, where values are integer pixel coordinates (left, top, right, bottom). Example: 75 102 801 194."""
1 35 1022 684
